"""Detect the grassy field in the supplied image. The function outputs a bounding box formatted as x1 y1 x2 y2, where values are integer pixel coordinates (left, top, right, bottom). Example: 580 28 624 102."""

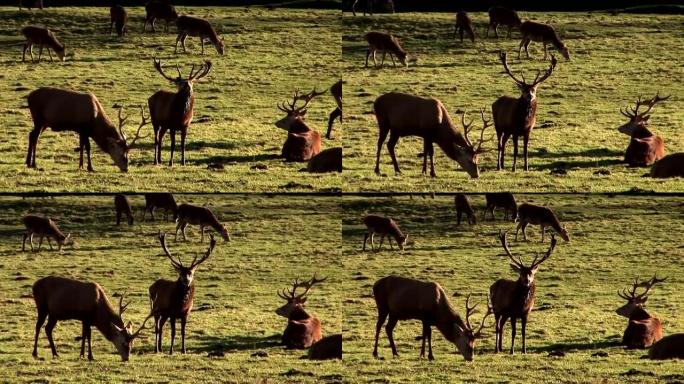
342 12 684 193
0 194 343 383
341 194 684 383
0 6 341 193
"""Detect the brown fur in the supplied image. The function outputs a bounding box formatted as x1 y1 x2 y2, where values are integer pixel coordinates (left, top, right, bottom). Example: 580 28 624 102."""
327 79 343 139
519 21 570 60
649 334 684 360
283 129 322 162
19 0 44 10
114 194 133 226
307 147 342 173
307 334 342 360
455 11 475 43
110 5 128 37
143 193 178 221
21 26 65 62
362 215 407 251
175 16 224 55
515 203 569 242
22 215 69 252
175 203 230 242
454 193 476 225
487 7 522 38
650 153 684 178
144 1 178 33
365 31 408 68
282 307 322 349
484 192 517 221
616 276 666 349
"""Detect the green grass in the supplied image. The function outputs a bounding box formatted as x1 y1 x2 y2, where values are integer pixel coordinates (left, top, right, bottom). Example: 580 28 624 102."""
342 12 684 192
0 194 342 383
341 194 684 383
0 6 341 192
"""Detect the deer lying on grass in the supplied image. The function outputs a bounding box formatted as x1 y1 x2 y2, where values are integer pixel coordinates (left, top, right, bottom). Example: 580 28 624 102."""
143 193 178 221
373 93 491 178
649 334 684 360
519 21 570 60
487 7 521 38
175 203 230 242
114 194 134 226
493 51 557 171
110 5 128 37
455 11 475 43
307 147 342 173
307 334 342 360
618 93 669 167
21 26 65 62
617 275 666 349
372 275 493 361
276 89 323 162
454 193 476 226
650 153 684 178
515 203 569 242
484 192 517 221
150 233 216 354
362 215 407 252
175 16 225 55
149 59 212 166
144 1 178 33
22 215 70 252
491 231 556 354
32 276 152 361
276 275 326 349
365 32 409 68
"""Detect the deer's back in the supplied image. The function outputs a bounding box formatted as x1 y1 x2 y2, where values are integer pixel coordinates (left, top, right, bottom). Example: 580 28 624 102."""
649 333 684 360
624 317 662 348
651 153 684 178
485 192 516 208
28 87 99 125
308 334 342 360
22 26 50 43
454 194 474 212
489 7 520 24
373 276 443 319
176 15 214 36
365 31 402 51
518 203 557 225
146 1 177 18
23 215 62 235
33 276 101 317
626 136 664 166
520 21 557 41
374 92 446 136
177 203 217 225
362 215 394 233
114 194 132 213
144 193 176 208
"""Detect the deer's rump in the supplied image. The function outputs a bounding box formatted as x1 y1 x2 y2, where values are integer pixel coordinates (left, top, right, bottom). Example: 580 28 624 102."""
282 131 321 162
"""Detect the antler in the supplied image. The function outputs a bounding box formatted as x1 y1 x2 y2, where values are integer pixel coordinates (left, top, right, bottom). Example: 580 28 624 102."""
530 55 557 87
461 111 475 147
293 273 327 300
529 234 557 269
120 106 151 150
129 313 155 339
623 92 670 119
188 60 212 82
463 295 494 336
475 108 494 154
295 88 326 111
499 51 525 86
464 294 477 330
188 234 216 269
499 231 524 268
118 292 130 317
158 232 184 269
153 58 178 82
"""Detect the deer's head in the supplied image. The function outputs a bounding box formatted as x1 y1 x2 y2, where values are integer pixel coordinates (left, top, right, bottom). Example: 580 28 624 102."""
616 275 666 318
454 295 493 361
56 233 71 251
275 88 326 131
499 51 557 103
158 232 216 287
108 106 150 172
111 293 153 361
455 108 494 178
618 93 669 137
276 274 326 318
153 58 212 96
499 231 556 287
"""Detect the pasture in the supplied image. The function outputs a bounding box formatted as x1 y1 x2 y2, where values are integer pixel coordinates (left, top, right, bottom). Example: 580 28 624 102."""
342 12 684 192
0 194 342 383
342 194 684 383
0 6 341 192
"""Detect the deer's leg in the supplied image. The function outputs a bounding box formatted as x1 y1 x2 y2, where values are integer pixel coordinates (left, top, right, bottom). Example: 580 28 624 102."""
116 210 121 226
459 27 464 43
47 237 53 250
157 316 167 353
45 317 58 357
182 223 188 241
352 0 357 16
494 24 499 38
426 324 434 360
327 107 341 139
373 308 388 358
374 126 390 175
180 316 187 354
37 235 44 251
428 141 436 177
456 210 462 226
169 318 176 355
29 233 35 252
363 232 369 251
420 322 427 358
377 234 385 251
524 40 531 58
26 128 39 167
150 207 156 221
515 220 523 241
522 222 528 241
499 132 511 171
372 50 378 68
180 128 186 165
512 136 519 172
386 316 399 357
78 134 86 169
86 325 93 360
521 315 527 354
22 233 28 251
168 130 176 166
200 225 205 242
84 137 93 172
370 232 375 251
389 53 396 67
523 134 530 171
200 37 205 55
543 43 548 60
365 48 371 67
22 43 29 62
29 44 35 62
493 314 501 353
421 140 429 175
33 309 47 358
387 133 401 174
79 322 87 358
518 38 525 59
509 317 516 354
181 34 188 53
151 18 156 33
38 44 44 61
468 25 475 42
174 33 181 53
47 48 53 62
174 220 182 241
153 315 160 353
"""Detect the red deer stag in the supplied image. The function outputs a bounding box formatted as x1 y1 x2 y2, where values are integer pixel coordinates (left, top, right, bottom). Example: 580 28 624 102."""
493 51 557 171
484 192 517 221
617 275 666 349
362 214 408 251
649 334 684 360
618 93 669 167
372 275 493 361
275 89 323 162
175 203 230 242
142 193 178 221
21 26 65 62
307 334 342 360
454 193 476 226
175 16 224 55
149 58 212 166
22 215 70 252
491 231 556 354
110 5 128 37
276 275 326 349
365 31 409 68
27 88 148 172
144 1 178 33
515 203 569 242
307 147 342 173
150 233 216 354
455 11 475 43
487 7 522 38
650 153 684 178
114 194 134 226
32 276 152 361
519 21 570 60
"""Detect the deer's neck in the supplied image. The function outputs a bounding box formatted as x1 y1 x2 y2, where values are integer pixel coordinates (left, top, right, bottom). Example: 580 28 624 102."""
288 118 311 134
434 293 467 344
434 106 471 159
91 114 124 152
175 279 195 310
629 307 651 321
631 124 653 139
95 297 125 341
515 281 536 313
173 88 194 125
289 306 311 321
516 97 537 126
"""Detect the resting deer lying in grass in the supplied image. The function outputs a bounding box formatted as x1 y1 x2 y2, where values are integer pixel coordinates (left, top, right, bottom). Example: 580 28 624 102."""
175 203 230 242
276 275 326 349
110 5 128 37
650 153 684 178
362 215 407 251
307 334 342 360
175 16 225 55
276 89 323 162
114 194 134 226
493 51 557 171
307 147 342 173
487 7 521 38
32 276 152 361
454 193 476 225
21 26 65 62
150 233 215 354
618 93 669 167
649 334 684 360
484 192 517 221
515 203 569 242
374 93 491 178
617 275 666 349
22 215 70 252
519 21 570 60
365 32 409 68
491 231 556 354
143 193 178 221
144 1 178 33
455 11 475 43
372 275 493 361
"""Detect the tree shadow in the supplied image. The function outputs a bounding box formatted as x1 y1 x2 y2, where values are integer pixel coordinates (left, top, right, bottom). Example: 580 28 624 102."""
192 333 283 353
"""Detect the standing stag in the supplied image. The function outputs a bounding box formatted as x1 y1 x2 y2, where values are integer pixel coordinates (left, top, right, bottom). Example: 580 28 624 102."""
617 275 666 349
32 276 152 361
110 5 128 37
365 32 409 68
486 7 522 38
22 215 70 252
276 89 324 162
175 16 224 55
21 26 65 62
276 275 326 349
27 88 148 172
175 203 230 242
144 1 178 33
149 58 212 166
515 203 569 242
491 231 556 354
493 51 557 171
618 93 669 167
150 233 216 354
455 11 475 43
519 21 570 60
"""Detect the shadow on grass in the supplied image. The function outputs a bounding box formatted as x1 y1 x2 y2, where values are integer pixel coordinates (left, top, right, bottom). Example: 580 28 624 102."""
528 337 622 353
194 154 282 165
192 333 282 353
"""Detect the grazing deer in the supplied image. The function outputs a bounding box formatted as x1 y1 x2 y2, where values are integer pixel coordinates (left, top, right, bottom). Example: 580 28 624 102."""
351 0 372 16
175 203 230 242
519 21 570 60
144 1 178 33
617 275 666 349
19 0 44 10
618 93 669 167
491 231 556 354
114 194 134 226
110 5 128 37
22 215 70 252
21 26 65 62
454 193 476 226
32 276 152 361
307 334 342 360
327 79 342 139
649 334 684 360
493 51 557 171
150 233 216 354
486 7 521 38
374 93 491 178
142 193 178 221
364 32 409 68
484 192 517 221
26 88 148 172
276 89 323 162
149 59 212 166
650 153 684 178
362 215 408 252
276 275 326 349
455 11 475 43
515 203 569 242
307 147 342 173
175 16 224 55
373 275 492 361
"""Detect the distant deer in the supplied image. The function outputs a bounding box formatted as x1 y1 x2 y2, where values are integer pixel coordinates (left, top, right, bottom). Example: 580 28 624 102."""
649 334 684 360
327 79 342 139
144 1 178 33
26 88 148 172
484 192 517 221
493 51 557 171
519 21 570 60
454 193 476 226
149 59 212 166
486 7 521 38
650 153 684 178
307 147 342 173
491 231 556 354
21 26 65 62
307 334 342 360
276 275 326 349
275 89 323 162
362 214 408 252
618 93 669 167
110 5 128 37
617 275 666 349
114 194 134 226
373 275 493 361
150 233 216 354
374 93 491 178
142 193 178 221
32 276 152 361
351 0 372 16
455 11 475 43
175 16 225 55
365 32 409 68
19 0 44 10
22 215 70 252
175 203 230 242
515 203 569 242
